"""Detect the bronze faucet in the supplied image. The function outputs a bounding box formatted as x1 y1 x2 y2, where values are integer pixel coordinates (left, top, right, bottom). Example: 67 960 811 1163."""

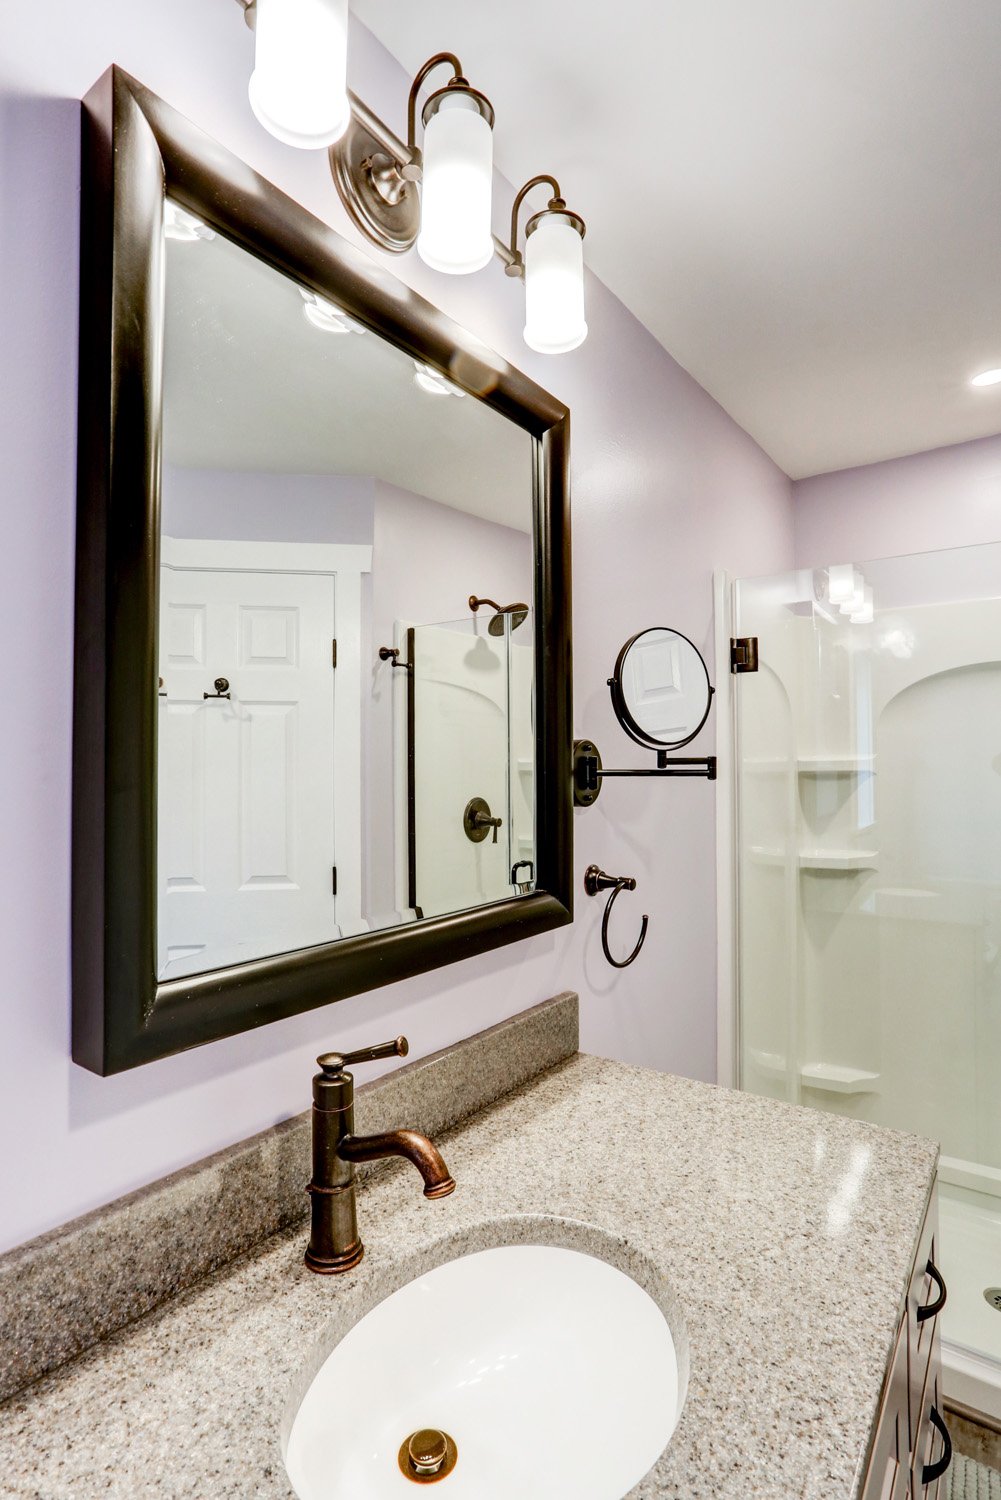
304 1036 455 1274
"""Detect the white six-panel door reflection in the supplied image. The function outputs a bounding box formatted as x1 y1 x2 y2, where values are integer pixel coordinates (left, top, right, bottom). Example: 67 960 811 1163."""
157 552 338 980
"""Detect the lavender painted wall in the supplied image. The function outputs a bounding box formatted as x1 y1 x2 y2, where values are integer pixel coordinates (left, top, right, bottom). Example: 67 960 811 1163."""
793 431 1001 568
162 468 376 546
0 3 794 1253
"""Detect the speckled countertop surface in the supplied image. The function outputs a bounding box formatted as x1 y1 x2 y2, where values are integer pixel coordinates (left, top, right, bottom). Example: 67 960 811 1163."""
1 1054 937 1499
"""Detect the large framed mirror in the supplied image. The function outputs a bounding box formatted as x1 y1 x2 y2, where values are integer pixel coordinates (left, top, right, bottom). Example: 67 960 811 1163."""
72 69 571 1074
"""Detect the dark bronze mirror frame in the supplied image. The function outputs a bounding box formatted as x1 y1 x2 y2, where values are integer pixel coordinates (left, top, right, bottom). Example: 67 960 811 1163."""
72 68 572 1075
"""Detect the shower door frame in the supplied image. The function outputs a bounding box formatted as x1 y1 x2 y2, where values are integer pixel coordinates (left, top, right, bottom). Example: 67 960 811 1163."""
713 568 740 1088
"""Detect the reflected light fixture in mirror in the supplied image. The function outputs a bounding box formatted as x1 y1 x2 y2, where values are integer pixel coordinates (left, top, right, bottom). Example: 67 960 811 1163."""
412 360 466 397
971 368 1001 387
164 200 215 243
826 562 857 607
849 585 874 625
300 288 365 334
247 0 350 149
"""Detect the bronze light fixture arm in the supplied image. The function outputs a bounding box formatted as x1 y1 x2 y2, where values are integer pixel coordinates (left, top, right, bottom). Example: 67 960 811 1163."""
404 52 465 175
349 53 472 187
501 174 566 279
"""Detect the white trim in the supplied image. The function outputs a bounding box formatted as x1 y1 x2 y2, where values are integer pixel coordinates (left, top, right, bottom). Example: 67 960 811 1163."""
939 1155 1001 1200
942 1338 1001 1421
714 568 737 1088
331 566 369 938
162 536 372 576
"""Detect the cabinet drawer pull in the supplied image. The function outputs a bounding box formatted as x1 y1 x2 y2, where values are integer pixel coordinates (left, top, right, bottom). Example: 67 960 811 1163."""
922 1406 952 1485
916 1259 947 1322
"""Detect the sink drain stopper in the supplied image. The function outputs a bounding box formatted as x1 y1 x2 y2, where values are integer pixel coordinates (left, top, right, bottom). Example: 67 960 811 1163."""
398 1429 458 1484
984 1287 1001 1312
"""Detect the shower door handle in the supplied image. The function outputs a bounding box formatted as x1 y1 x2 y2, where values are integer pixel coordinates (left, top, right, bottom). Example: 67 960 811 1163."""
916 1259 947 1322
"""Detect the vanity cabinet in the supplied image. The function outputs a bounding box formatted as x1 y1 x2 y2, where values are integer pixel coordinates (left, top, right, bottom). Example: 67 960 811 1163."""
861 1190 950 1500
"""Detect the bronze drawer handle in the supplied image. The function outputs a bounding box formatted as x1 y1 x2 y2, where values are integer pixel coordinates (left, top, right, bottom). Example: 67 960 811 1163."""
917 1259 947 1322
922 1406 952 1485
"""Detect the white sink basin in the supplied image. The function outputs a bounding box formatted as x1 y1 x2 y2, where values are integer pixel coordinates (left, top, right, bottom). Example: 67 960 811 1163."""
284 1240 683 1500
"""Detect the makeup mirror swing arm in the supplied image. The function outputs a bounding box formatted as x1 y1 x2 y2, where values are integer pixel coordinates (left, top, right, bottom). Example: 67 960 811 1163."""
573 740 716 808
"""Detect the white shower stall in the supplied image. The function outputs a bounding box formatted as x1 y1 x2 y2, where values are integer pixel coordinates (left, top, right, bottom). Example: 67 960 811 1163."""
724 540 1001 1418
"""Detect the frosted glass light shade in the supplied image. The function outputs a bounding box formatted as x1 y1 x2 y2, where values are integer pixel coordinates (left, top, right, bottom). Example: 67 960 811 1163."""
417 93 494 275
249 0 350 149
523 211 587 354
827 563 856 605
838 568 866 615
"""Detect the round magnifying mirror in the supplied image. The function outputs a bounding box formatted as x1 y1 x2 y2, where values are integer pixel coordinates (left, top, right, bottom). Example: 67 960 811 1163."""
609 627 713 750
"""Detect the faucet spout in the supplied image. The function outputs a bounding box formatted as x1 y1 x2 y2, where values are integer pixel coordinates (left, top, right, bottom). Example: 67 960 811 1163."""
338 1130 456 1199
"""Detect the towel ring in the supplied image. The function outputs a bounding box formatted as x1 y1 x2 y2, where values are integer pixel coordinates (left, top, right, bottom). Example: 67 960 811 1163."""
584 864 649 969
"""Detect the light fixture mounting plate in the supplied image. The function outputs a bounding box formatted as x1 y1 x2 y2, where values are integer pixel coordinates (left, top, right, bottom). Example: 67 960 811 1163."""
329 114 419 255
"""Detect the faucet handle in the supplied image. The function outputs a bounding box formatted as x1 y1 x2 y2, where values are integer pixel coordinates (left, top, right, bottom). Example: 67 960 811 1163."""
316 1036 409 1075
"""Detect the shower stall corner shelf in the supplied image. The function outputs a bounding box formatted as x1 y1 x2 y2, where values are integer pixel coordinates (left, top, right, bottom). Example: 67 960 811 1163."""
743 754 876 775
799 848 878 871
799 1063 881 1095
749 845 879 871
797 754 875 775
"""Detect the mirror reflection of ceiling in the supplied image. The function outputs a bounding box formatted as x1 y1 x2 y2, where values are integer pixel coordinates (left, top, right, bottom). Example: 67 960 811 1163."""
162 218 533 533
354 0 1001 479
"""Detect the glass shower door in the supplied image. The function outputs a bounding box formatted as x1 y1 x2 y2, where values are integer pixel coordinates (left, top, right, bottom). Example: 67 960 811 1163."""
733 542 1001 1411
407 610 535 920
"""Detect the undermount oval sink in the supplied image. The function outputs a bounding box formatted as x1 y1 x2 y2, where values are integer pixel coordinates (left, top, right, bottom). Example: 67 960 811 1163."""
284 1238 684 1500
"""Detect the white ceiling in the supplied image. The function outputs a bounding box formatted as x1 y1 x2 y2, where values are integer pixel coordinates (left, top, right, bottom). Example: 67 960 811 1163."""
353 0 1001 479
163 220 533 532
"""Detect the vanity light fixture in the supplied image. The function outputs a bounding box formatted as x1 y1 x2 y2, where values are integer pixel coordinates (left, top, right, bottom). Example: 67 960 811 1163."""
412 59 495 275
232 2 587 352
243 0 351 149
501 175 587 355
325 49 496 275
971 368 1001 387
299 288 365 334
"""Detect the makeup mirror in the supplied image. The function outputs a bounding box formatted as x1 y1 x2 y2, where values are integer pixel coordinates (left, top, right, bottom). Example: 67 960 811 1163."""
609 627 713 750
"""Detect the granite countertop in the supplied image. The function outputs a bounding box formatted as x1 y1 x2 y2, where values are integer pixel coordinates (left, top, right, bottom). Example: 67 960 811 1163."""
1 1054 937 1499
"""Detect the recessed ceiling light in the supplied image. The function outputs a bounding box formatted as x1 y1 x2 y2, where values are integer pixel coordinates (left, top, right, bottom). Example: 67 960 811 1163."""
971 368 1001 388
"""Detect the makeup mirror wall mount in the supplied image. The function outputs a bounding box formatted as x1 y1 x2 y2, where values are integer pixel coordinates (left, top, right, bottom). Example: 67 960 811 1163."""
72 69 572 1074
